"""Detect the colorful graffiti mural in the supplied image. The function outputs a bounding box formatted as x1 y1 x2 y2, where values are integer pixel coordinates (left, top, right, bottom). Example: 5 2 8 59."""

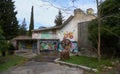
61 39 71 50
40 40 59 50
63 32 74 39
70 42 78 52
58 41 78 52
19 41 37 50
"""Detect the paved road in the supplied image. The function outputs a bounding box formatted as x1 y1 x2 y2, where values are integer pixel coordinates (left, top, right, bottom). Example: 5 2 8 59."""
1 51 84 74
1 61 84 74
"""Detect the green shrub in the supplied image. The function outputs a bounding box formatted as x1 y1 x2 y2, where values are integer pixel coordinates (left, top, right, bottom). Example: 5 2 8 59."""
7 43 16 55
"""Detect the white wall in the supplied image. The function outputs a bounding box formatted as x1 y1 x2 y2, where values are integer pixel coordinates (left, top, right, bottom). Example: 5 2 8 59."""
57 19 78 41
57 10 95 41
32 33 41 39
32 9 95 41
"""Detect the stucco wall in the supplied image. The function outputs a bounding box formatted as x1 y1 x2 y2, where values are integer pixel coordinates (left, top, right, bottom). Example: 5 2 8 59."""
32 9 95 42
57 9 95 41
57 20 77 41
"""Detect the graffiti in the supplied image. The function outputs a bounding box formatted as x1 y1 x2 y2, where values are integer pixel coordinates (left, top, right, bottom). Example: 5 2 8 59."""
19 41 37 50
70 42 78 52
41 33 52 39
63 32 73 39
19 42 26 49
58 41 78 52
61 39 71 50
40 40 58 50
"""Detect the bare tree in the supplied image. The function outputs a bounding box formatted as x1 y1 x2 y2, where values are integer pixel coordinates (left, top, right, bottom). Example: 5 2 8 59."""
96 0 103 61
40 0 79 13
96 0 101 62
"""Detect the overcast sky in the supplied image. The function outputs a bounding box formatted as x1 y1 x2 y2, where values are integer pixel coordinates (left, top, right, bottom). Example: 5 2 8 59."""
13 0 97 29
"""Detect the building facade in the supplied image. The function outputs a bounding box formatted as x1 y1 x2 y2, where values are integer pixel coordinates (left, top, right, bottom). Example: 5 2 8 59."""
31 9 96 52
13 8 96 53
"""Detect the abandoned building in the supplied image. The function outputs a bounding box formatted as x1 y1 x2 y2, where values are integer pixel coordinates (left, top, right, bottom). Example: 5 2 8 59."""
11 8 96 54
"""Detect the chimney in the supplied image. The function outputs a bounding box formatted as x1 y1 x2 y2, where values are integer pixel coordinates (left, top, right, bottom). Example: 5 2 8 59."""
86 8 94 15
74 9 84 16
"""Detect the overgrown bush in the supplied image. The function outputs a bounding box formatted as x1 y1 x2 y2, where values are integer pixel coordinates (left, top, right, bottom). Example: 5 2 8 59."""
88 18 120 58
0 34 7 56
7 43 16 55
88 0 120 58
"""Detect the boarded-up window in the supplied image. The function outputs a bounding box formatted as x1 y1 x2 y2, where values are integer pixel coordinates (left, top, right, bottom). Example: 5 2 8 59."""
78 21 92 48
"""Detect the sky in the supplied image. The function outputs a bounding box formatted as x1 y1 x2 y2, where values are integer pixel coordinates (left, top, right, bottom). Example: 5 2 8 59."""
13 0 97 29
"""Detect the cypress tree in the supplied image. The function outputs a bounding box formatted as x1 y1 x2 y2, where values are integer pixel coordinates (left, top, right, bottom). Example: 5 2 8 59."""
28 6 34 36
18 18 27 35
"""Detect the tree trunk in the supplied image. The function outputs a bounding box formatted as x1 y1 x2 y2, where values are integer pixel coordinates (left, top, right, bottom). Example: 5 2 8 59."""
96 0 101 62
2 51 6 57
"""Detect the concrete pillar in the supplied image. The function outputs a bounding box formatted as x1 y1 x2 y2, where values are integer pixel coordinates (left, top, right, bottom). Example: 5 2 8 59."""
37 40 40 54
18 41 21 50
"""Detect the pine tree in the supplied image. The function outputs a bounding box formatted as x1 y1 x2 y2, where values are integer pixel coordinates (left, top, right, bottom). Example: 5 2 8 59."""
0 26 7 56
18 18 27 35
54 10 64 26
28 6 34 36
0 0 18 40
